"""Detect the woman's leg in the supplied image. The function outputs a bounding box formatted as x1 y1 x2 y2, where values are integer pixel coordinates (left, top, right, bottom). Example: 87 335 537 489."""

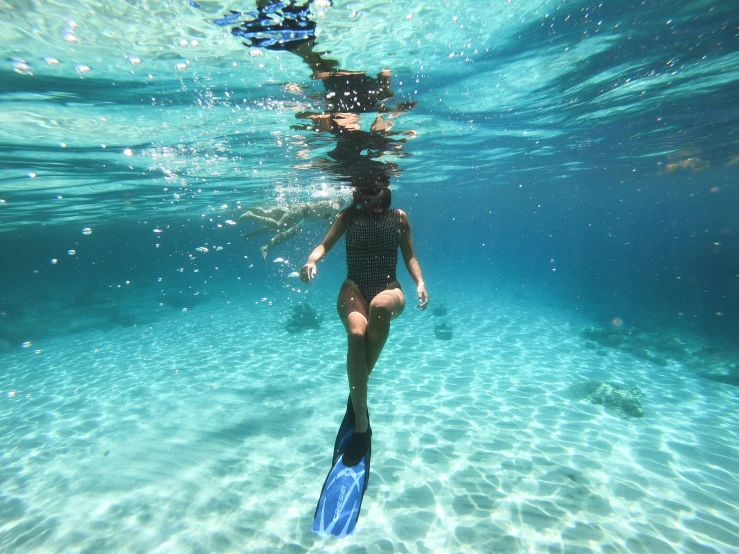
337 281 405 430
239 211 281 229
239 227 271 245
366 284 405 373
337 280 370 433
260 223 302 262
253 206 284 218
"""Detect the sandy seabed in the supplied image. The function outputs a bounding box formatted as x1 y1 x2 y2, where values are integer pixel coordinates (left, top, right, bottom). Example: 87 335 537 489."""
1 287 738 554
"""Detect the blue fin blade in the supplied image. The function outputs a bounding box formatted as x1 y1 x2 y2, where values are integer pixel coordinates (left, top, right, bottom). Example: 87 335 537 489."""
312 457 368 538
313 397 371 537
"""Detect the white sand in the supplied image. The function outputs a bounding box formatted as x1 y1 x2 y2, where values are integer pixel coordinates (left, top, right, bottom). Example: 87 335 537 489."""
1 287 738 553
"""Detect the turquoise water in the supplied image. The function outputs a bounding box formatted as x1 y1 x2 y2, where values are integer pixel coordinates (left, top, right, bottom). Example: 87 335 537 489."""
1 0 739 552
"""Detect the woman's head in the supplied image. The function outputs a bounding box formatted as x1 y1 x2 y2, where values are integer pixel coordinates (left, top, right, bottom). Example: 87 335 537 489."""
353 173 392 212
354 186 391 212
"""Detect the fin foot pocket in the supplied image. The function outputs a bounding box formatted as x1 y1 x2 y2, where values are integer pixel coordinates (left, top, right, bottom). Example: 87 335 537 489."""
342 427 372 467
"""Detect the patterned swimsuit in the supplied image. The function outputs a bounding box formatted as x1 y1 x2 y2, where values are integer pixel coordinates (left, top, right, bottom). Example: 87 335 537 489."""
345 209 401 301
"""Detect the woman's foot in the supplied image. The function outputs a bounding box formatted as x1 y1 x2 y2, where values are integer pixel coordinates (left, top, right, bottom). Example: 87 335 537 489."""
238 210 256 223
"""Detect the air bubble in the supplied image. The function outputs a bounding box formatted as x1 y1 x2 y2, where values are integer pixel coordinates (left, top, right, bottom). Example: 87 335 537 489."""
12 60 31 75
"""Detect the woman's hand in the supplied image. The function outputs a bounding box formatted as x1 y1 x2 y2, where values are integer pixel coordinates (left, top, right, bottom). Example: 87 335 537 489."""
416 282 429 310
300 261 317 284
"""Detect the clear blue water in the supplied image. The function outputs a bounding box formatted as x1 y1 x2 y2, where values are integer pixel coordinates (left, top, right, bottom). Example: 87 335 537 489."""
1 0 738 551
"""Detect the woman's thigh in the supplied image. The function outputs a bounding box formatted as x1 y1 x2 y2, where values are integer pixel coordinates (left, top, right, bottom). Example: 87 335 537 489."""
370 282 405 321
337 279 369 332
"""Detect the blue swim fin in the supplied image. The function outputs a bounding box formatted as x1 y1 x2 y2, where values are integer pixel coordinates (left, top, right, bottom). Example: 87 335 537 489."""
312 397 371 538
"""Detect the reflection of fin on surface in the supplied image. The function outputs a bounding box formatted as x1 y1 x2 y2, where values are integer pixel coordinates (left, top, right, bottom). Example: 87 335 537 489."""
312 396 371 538
228 0 322 50
213 10 244 26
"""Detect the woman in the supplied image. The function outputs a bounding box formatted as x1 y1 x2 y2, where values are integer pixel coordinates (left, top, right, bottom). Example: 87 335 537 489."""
238 199 342 261
300 185 429 466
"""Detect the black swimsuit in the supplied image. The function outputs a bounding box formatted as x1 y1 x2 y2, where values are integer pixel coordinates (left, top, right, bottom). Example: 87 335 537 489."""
345 208 400 301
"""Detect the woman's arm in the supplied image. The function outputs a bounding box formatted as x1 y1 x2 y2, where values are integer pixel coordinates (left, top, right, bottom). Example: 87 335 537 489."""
398 210 429 309
299 208 350 284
